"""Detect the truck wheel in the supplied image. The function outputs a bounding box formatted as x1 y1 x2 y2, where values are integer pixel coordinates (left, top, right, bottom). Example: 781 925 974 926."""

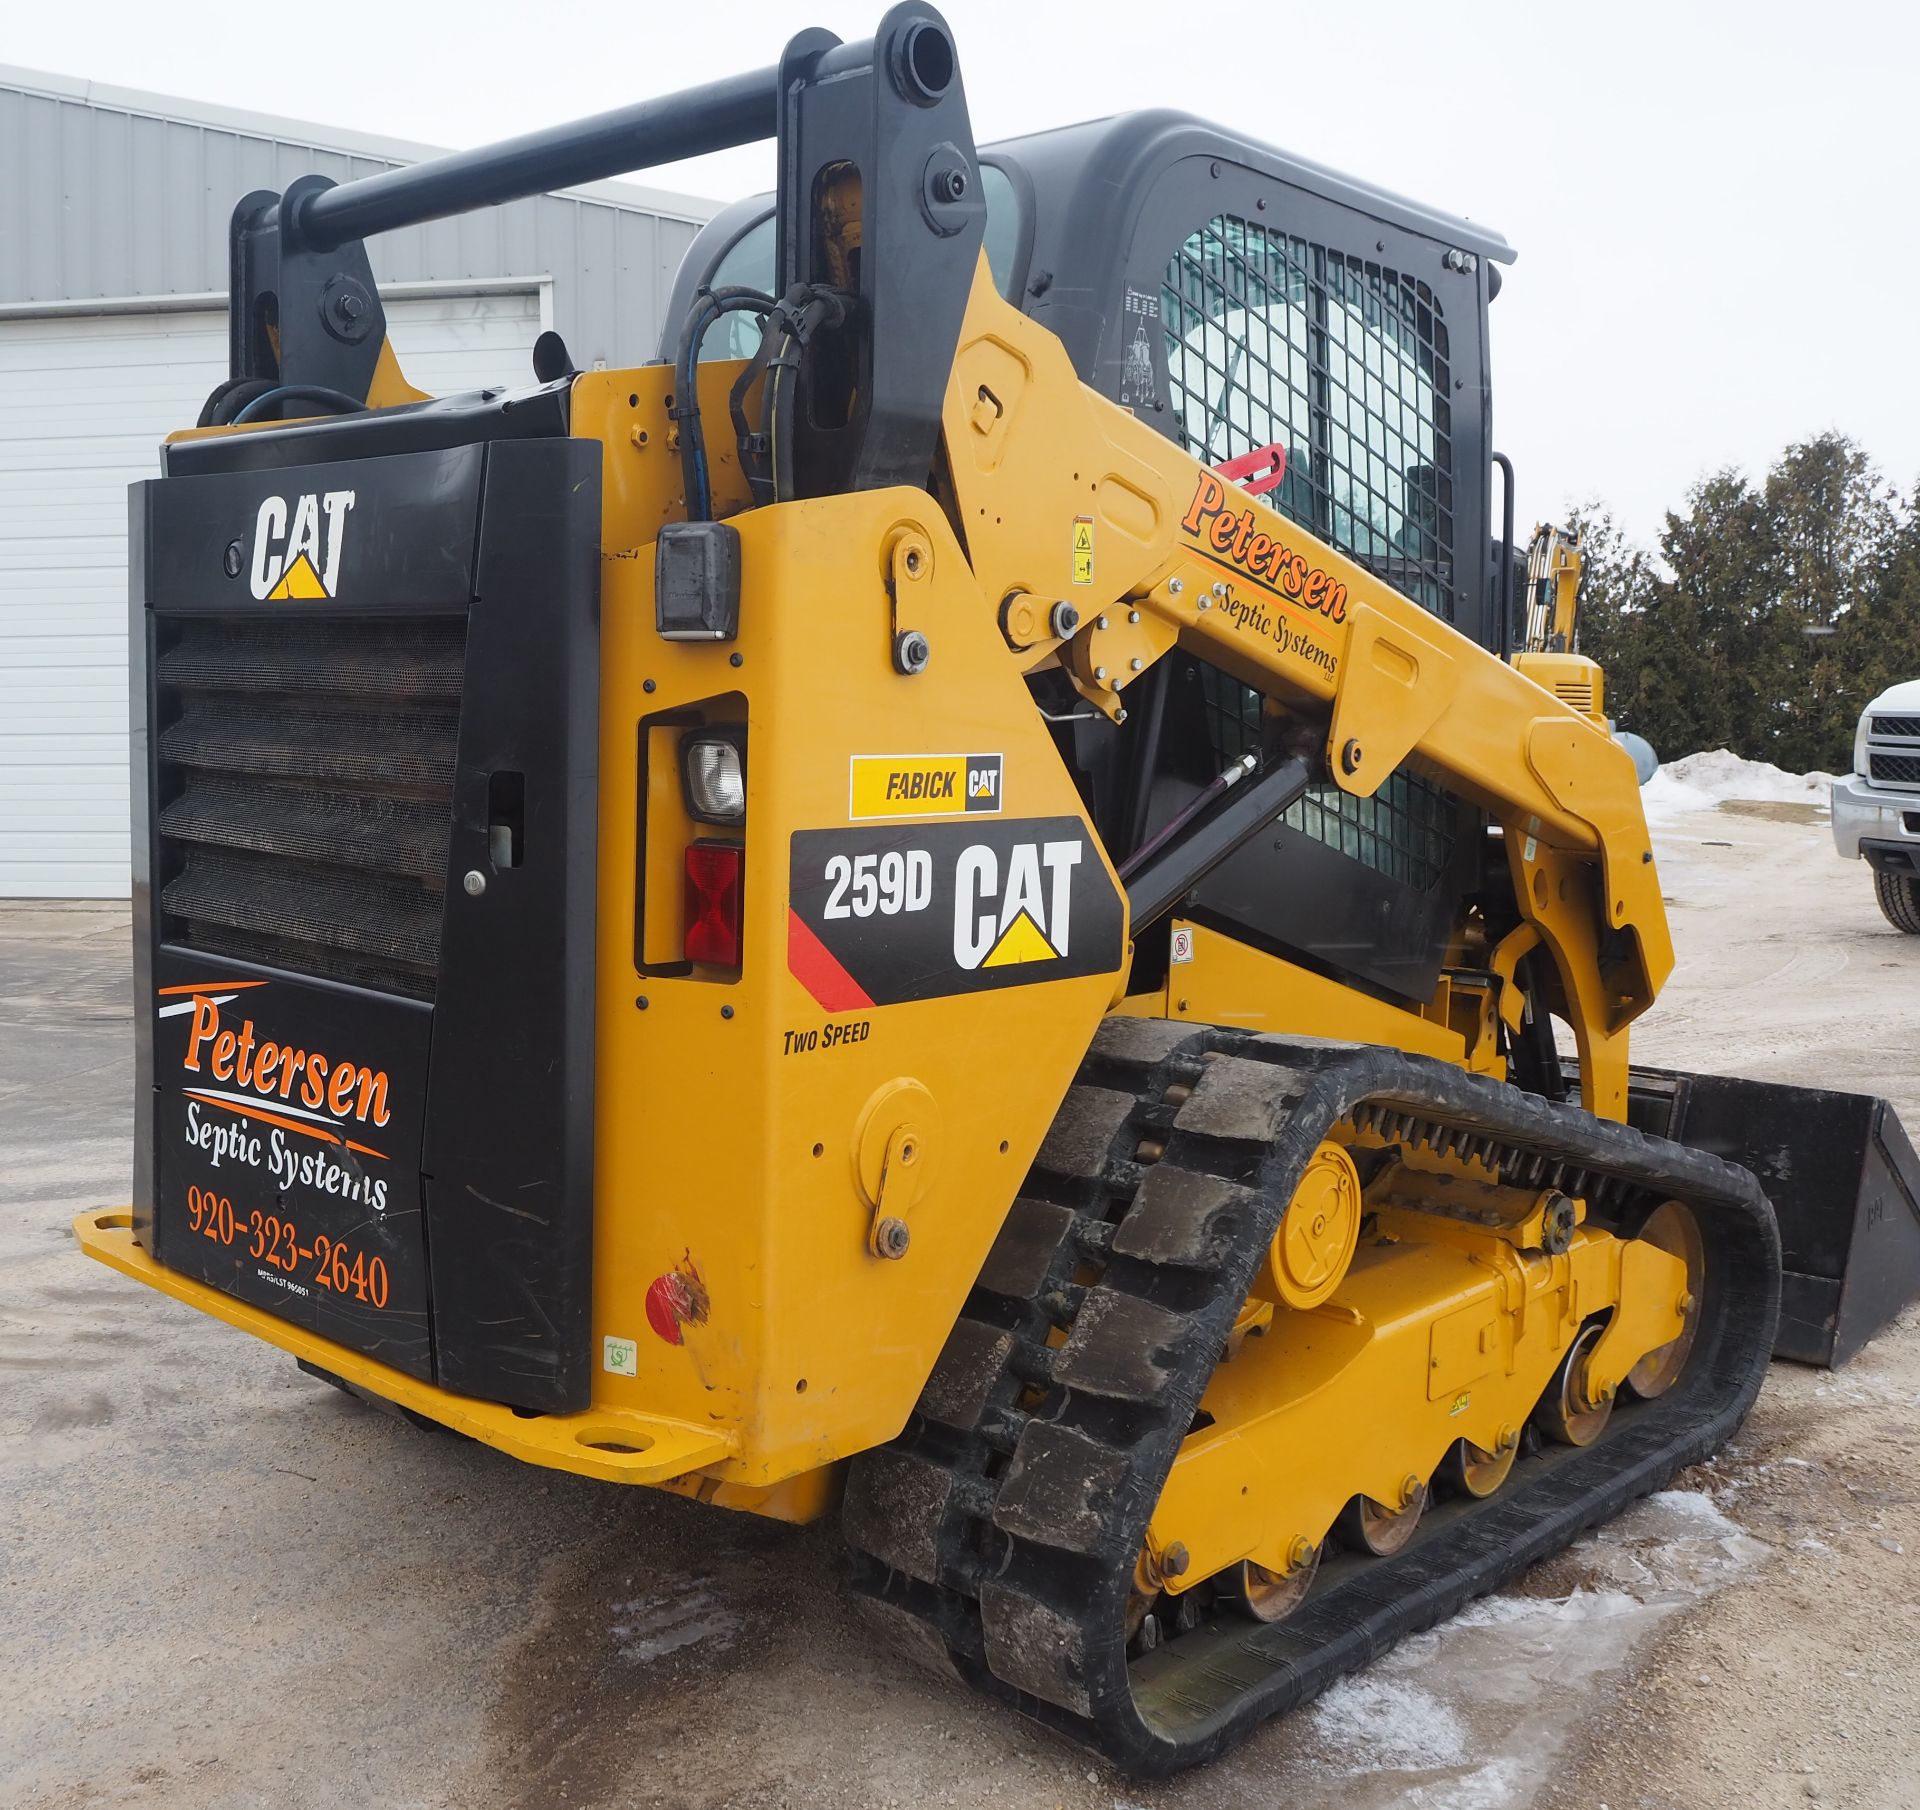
1873 869 1920 935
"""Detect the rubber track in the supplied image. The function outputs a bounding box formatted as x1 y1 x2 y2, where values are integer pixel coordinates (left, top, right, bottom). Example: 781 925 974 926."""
843 1022 1781 1776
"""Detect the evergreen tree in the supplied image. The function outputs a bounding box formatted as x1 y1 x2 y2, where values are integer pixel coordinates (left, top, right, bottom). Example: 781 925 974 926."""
1572 434 1919 773
1764 436 1899 771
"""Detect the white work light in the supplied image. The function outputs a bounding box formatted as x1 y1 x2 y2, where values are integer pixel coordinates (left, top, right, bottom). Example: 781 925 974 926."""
682 730 747 824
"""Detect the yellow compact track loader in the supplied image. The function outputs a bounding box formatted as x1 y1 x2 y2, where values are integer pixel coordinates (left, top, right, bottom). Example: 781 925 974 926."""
77 7 1920 1773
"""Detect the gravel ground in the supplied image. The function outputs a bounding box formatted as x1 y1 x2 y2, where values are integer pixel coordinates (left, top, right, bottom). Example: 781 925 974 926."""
3 795 1916 1810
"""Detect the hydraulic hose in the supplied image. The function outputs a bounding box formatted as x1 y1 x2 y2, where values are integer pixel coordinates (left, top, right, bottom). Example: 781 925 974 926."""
674 286 773 520
230 384 368 425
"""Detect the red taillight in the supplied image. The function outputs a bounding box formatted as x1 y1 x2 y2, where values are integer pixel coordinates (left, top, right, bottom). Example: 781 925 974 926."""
684 842 743 967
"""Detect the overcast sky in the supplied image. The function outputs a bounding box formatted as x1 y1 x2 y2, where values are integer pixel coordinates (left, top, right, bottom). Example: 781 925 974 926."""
13 0 1917 545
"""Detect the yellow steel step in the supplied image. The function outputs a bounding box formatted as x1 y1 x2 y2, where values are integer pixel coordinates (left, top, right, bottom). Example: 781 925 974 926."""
72 1208 735 1486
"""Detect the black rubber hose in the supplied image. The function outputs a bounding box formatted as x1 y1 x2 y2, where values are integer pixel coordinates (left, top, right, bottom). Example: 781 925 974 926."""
229 384 368 425
760 286 851 504
768 337 800 505
729 318 783 506
674 285 772 520
198 377 279 429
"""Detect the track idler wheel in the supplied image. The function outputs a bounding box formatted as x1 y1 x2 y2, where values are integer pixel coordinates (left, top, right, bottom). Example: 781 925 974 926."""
1625 1200 1706 1400
1533 1320 1615 1446
1227 1539 1321 1624
1256 1140 1363 1311
1440 1429 1519 1498
1338 1476 1428 1556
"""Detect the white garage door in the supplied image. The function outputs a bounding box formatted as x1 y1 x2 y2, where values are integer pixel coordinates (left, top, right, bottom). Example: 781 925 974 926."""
0 287 544 896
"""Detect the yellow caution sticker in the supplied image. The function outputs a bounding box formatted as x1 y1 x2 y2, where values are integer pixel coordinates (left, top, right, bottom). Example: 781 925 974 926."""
849 753 1003 820
1071 515 1094 586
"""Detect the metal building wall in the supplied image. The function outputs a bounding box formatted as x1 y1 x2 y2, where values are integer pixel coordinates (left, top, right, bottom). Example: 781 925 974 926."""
0 68 720 896
0 67 717 367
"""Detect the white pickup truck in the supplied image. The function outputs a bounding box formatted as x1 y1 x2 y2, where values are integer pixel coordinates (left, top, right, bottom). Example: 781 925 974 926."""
1833 679 1920 933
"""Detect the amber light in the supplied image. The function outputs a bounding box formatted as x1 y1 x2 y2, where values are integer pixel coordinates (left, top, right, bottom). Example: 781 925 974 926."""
684 842 743 967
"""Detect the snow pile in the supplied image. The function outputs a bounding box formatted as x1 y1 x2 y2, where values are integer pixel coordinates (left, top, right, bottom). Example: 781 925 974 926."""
1641 748 1835 821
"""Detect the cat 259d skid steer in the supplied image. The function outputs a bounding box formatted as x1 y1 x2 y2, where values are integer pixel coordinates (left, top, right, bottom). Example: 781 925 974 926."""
76 6 1920 1774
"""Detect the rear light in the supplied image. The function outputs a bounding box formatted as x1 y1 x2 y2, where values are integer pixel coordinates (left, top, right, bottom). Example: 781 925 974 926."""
684 842 743 967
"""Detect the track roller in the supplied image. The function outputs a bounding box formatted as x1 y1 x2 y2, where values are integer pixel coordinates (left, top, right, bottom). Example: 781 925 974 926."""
1533 1320 1615 1446
1626 1200 1706 1399
1226 1539 1320 1624
1337 1478 1428 1556
1440 1431 1519 1498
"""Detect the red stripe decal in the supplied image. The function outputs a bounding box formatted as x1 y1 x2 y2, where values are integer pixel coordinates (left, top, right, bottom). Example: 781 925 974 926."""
787 908 875 1013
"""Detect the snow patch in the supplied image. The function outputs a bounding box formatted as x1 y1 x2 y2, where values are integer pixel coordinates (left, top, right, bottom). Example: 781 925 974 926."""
1309 1677 1468 1771
1281 1487 1767 1810
1641 748 1835 822
1647 1487 1746 1536
1399 1757 1532 1810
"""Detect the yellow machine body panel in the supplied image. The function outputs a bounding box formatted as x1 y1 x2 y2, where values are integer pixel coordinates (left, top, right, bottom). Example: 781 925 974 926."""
1513 649 1607 726
1115 917 1499 1073
573 365 1129 1486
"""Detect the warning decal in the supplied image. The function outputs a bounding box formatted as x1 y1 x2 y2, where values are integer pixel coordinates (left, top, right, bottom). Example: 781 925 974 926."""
1072 516 1095 586
1119 288 1161 408
789 817 1125 1010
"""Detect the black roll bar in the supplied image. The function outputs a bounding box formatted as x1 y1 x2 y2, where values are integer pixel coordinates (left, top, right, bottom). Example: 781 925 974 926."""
220 4 984 504
291 65 793 251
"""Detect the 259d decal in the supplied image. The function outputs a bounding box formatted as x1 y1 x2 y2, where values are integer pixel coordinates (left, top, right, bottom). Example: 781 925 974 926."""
788 818 1125 1011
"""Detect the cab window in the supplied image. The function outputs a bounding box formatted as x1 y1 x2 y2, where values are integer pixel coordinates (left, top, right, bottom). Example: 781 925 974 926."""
1163 215 1453 622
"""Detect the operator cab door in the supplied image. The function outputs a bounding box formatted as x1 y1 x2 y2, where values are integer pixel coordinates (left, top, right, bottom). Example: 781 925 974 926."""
1099 143 1495 1003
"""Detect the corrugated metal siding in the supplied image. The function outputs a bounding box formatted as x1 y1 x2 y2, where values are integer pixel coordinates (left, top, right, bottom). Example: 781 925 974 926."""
0 292 545 896
0 70 717 895
0 77 709 368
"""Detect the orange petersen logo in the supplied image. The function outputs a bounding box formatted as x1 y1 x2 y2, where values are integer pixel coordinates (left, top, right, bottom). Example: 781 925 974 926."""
159 981 391 1161
1179 471 1349 628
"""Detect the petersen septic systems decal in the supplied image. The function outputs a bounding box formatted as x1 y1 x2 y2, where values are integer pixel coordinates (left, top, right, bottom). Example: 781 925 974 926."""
149 965 433 1375
787 817 1124 1011
1179 472 1346 680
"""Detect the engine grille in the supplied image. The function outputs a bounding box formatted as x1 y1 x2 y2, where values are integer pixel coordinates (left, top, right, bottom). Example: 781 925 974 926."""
1872 714 1920 739
154 617 465 1000
1868 750 1920 789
